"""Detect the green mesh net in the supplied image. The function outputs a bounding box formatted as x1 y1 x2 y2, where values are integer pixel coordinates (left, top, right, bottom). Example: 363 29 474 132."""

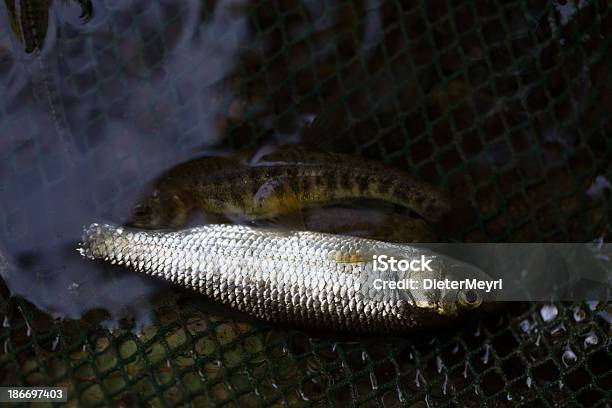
0 0 611 406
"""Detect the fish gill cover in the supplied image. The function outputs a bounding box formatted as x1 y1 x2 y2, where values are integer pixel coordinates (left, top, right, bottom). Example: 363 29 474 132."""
0 0 611 406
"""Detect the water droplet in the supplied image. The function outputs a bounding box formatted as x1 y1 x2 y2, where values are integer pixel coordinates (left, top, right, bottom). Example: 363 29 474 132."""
551 322 566 336
561 346 577 367
18 307 31 337
481 344 491 365
586 301 599 311
425 394 431 408
101 318 121 333
463 362 469 379
520 319 534 333
436 356 444 373
3 340 8 353
558 380 564 390
452 344 459 354
526 377 532 388
2 316 9 328
540 304 558 322
474 326 481 337
396 384 405 403
507 393 512 401
584 332 598 348
52 335 59 351
415 369 421 388
370 371 378 390
573 307 586 322
442 374 448 395
597 311 612 325
587 175 612 198
362 351 368 361
535 334 541 347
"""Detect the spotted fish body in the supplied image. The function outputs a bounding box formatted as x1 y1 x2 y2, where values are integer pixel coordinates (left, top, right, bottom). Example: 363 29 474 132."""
80 223 493 333
130 146 451 229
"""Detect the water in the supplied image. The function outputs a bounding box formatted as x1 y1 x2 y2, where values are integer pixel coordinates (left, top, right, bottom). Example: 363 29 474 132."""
540 304 559 322
561 345 577 367
51 335 60 351
0 0 257 328
553 0 590 25
586 175 612 198
583 332 598 348
442 374 448 395
435 356 444 373
573 306 586 322
520 318 536 334
369 371 378 390
551 322 567 336
481 344 491 365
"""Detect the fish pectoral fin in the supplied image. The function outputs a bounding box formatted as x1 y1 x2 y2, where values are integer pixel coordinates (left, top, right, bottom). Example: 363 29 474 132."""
253 179 306 231
221 202 257 225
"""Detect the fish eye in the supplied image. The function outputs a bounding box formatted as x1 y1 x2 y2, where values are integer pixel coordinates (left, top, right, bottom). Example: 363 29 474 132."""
132 203 150 218
458 289 482 309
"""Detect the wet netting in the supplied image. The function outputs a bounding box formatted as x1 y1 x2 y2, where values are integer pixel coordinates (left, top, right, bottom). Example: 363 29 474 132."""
0 0 611 406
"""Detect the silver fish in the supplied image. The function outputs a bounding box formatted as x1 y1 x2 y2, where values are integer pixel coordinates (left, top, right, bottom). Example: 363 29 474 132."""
79 223 497 333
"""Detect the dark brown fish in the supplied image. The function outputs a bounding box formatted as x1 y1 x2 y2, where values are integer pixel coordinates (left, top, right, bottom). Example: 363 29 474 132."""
129 145 451 230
